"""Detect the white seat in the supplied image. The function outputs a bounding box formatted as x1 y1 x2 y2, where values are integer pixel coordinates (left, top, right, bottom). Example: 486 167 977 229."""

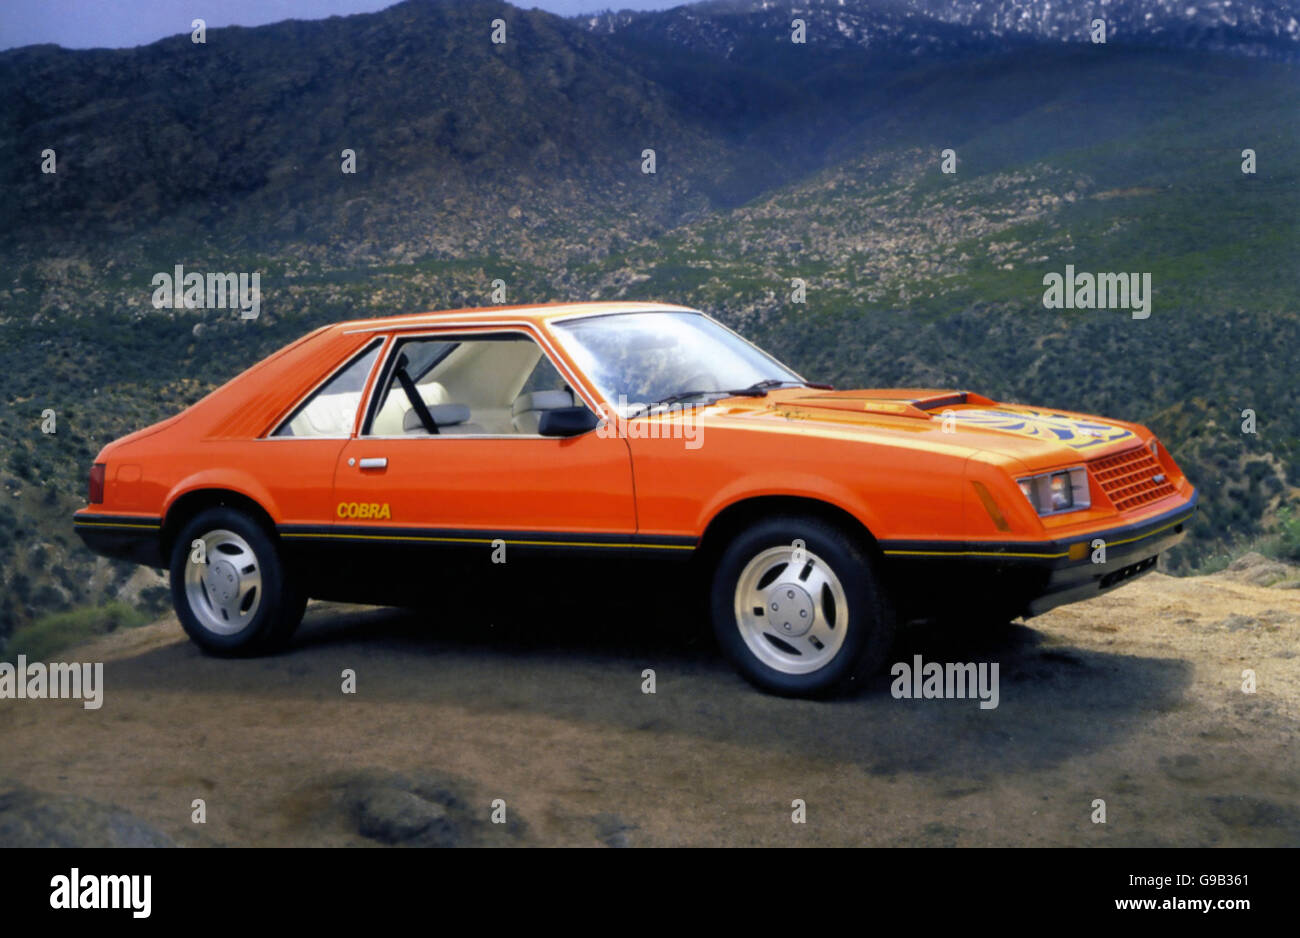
511 389 575 434
372 381 450 436
286 390 362 437
401 403 486 435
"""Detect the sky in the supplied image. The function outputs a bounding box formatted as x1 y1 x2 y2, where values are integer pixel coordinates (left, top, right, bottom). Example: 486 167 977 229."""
0 0 686 51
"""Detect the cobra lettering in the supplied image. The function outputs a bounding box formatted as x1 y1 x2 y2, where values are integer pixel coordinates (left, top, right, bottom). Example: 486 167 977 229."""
336 502 392 520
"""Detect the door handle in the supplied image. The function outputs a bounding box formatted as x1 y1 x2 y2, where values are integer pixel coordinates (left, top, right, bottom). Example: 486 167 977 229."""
358 457 388 470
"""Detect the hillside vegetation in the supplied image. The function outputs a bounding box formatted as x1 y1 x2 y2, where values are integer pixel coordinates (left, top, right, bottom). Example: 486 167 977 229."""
0 0 1296 644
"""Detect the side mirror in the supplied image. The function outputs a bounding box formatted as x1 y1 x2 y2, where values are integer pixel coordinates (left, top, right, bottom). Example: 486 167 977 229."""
538 406 600 437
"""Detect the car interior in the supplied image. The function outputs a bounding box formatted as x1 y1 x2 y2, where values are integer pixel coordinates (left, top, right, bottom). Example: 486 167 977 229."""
372 335 582 436
277 333 586 438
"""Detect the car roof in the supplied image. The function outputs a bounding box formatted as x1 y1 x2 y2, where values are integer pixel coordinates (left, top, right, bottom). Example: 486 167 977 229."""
328 301 700 335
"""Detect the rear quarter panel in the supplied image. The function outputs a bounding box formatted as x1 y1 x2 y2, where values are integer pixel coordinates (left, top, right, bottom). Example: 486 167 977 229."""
90 327 371 526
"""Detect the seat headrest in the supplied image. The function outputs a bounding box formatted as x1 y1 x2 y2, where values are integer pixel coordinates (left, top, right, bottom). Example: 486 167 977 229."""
512 389 575 415
403 402 471 432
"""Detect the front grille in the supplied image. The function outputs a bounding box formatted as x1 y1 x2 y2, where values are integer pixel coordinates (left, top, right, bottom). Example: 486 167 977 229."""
1088 445 1177 511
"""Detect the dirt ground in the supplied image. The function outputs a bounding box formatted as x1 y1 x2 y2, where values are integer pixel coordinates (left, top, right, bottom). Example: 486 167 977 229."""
2 563 1298 847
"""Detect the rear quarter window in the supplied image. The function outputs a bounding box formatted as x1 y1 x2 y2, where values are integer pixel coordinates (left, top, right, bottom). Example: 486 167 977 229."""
274 341 382 437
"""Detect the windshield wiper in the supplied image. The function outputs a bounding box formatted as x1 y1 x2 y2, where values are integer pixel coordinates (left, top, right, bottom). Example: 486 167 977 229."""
629 379 810 417
734 378 802 394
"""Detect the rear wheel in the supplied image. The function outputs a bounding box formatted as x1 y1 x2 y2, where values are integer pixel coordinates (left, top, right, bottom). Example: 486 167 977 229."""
170 507 306 655
709 515 895 697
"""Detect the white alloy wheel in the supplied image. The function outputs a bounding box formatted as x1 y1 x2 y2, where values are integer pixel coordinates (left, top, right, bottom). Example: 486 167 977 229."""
732 544 850 675
183 528 264 635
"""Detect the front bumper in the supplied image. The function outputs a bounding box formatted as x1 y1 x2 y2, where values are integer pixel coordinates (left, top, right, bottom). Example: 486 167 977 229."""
1021 494 1195 615
880 489 1198 620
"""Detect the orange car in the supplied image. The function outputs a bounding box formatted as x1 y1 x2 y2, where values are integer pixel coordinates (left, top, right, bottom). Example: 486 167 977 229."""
74 302 1197 695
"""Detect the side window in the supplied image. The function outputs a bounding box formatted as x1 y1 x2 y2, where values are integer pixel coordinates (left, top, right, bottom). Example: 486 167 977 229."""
274 342 381 437
369 339 458 435
366 333 578 436
520 350 568 394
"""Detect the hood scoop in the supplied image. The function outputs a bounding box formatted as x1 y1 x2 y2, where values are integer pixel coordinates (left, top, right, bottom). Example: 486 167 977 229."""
773 389 996 421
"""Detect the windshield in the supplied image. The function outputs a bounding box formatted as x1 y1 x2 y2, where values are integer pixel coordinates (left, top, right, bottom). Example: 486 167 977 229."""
552 311 804 415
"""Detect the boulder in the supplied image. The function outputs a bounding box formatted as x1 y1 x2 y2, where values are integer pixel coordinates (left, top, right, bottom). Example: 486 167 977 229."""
0 782 173 847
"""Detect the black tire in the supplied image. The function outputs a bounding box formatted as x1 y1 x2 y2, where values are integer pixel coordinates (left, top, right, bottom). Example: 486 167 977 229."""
709 515 895 697
169 506 306 656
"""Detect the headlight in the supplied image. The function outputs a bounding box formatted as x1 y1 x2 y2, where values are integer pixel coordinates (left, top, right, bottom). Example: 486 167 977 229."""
1016 467 1090 516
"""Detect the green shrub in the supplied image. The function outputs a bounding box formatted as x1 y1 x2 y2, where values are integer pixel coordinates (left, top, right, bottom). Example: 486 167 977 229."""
1271 507 1300 563
4 602 150 662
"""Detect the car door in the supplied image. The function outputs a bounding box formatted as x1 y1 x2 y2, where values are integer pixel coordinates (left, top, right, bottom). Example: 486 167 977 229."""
259 336 387 525
331 326 638 559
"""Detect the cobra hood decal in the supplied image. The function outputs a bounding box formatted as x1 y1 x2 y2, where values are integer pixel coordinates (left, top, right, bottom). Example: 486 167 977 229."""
944 407 1135 451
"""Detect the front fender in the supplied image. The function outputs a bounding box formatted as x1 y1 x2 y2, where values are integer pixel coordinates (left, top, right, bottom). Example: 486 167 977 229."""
696 471 886 540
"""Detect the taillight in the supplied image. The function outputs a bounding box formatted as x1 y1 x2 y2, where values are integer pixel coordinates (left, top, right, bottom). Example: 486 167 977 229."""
88 463 106 504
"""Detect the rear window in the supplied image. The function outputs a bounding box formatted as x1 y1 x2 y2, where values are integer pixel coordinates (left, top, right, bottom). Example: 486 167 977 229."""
273 341 382 437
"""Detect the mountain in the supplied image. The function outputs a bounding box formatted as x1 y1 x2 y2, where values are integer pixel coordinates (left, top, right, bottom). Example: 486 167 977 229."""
582 0 1300 61
0 0 1297 645
0 0 742 268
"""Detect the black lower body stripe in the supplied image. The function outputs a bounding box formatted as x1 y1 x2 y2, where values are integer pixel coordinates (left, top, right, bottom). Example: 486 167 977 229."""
276 524 697 552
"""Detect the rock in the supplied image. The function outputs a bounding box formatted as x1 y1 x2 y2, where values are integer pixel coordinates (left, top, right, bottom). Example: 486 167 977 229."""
1226 552 1270 572
114 565 167 606
1219 614 1260 632
325 768 526 848
1222 552 1297 587
1206 795 1300 834
592 812 638 848
0 782 173 847
356 788 456 846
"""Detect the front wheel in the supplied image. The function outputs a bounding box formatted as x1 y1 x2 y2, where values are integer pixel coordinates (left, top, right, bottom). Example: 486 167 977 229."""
170 507 306 656
709 516 895 697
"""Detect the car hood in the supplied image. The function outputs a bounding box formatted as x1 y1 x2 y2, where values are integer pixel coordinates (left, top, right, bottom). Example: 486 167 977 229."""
705 388 1146 467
